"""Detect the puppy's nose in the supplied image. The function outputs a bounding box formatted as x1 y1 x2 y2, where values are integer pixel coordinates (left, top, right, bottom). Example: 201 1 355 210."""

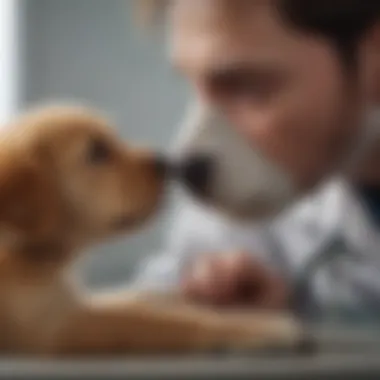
177 155 213 197
153 154 170 178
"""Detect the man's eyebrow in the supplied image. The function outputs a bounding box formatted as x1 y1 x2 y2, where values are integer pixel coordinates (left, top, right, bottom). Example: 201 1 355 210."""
173 58 279 76
206 61 284 78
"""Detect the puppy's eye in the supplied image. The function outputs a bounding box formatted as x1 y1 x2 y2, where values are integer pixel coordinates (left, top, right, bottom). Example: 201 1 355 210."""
87 138 111 164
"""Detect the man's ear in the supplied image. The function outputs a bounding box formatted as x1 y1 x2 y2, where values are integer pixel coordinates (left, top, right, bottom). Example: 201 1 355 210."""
0 154 62 240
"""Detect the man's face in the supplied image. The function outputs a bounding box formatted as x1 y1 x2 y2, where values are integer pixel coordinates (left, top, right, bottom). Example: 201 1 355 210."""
170 1 380 218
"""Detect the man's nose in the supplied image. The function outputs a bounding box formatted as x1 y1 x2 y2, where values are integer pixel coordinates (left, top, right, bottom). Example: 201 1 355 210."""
177 155 214 197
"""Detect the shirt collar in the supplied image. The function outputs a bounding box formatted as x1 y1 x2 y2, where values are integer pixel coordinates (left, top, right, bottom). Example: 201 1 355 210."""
314 180 379 259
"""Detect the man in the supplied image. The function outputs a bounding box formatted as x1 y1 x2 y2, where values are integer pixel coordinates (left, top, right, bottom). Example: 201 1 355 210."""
133 1 380 322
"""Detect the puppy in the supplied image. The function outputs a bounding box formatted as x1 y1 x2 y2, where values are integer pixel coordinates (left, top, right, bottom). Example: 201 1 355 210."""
0 105 304 356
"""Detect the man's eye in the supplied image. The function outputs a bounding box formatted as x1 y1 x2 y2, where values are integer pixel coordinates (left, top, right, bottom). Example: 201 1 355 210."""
87 138 112 165
214 77 272 99
209 70 279 103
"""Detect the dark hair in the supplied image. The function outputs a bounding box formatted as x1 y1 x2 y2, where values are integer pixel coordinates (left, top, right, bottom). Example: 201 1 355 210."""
280 1 380 69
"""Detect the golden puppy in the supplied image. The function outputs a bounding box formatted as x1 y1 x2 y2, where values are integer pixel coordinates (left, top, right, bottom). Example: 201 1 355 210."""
0 105 304 356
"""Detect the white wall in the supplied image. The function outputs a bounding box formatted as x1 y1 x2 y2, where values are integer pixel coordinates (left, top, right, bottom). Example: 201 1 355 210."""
0 0 21 124
19 0 189 286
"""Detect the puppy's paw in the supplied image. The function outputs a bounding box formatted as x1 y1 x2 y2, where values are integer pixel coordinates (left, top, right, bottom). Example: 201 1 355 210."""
205 311 307 354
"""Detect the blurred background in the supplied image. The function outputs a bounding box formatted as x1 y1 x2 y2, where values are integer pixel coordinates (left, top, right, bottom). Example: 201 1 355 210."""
2 3 380 379
1 0 189 287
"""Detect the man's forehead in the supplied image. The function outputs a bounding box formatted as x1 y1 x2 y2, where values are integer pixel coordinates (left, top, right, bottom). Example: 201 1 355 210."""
170 0 269 25
167 1 301 74
139 1 340 80
138 0 270 26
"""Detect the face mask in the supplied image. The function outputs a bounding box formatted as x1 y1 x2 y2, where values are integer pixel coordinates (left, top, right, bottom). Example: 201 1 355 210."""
173 102 380 221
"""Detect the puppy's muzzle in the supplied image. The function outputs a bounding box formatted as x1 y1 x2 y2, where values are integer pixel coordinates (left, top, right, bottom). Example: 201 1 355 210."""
153 154 171 179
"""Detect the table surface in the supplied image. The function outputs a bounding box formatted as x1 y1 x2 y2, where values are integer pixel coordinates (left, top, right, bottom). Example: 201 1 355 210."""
1 353 380 380
3 327 380 379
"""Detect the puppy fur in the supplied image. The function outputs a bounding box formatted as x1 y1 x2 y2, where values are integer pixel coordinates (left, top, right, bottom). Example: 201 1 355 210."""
0 105 303 356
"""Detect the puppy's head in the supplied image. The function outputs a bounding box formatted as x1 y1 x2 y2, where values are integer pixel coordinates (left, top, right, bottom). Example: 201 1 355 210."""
0 105 168 250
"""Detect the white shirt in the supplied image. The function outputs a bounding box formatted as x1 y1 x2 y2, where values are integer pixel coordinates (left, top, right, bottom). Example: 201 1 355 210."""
133 180 380 322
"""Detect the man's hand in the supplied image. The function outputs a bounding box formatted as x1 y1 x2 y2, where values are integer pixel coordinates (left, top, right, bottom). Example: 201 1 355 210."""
181 251 289 309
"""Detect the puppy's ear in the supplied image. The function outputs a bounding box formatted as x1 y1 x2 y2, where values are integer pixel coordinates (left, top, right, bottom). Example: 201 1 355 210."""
0 153 61 240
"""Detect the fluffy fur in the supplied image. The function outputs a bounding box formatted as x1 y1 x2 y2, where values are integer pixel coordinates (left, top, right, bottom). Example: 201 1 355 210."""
0 105 303 356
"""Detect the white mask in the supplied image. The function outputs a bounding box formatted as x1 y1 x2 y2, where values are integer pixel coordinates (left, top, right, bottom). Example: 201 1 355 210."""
173 102 380 221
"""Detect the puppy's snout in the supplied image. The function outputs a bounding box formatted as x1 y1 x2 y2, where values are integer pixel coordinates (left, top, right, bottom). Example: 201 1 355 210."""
177 155 214 197
153 154 170 178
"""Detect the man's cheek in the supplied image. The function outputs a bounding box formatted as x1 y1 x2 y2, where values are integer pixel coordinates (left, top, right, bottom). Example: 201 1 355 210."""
240 108 336 190
226 107 276 141
223 107 310 183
